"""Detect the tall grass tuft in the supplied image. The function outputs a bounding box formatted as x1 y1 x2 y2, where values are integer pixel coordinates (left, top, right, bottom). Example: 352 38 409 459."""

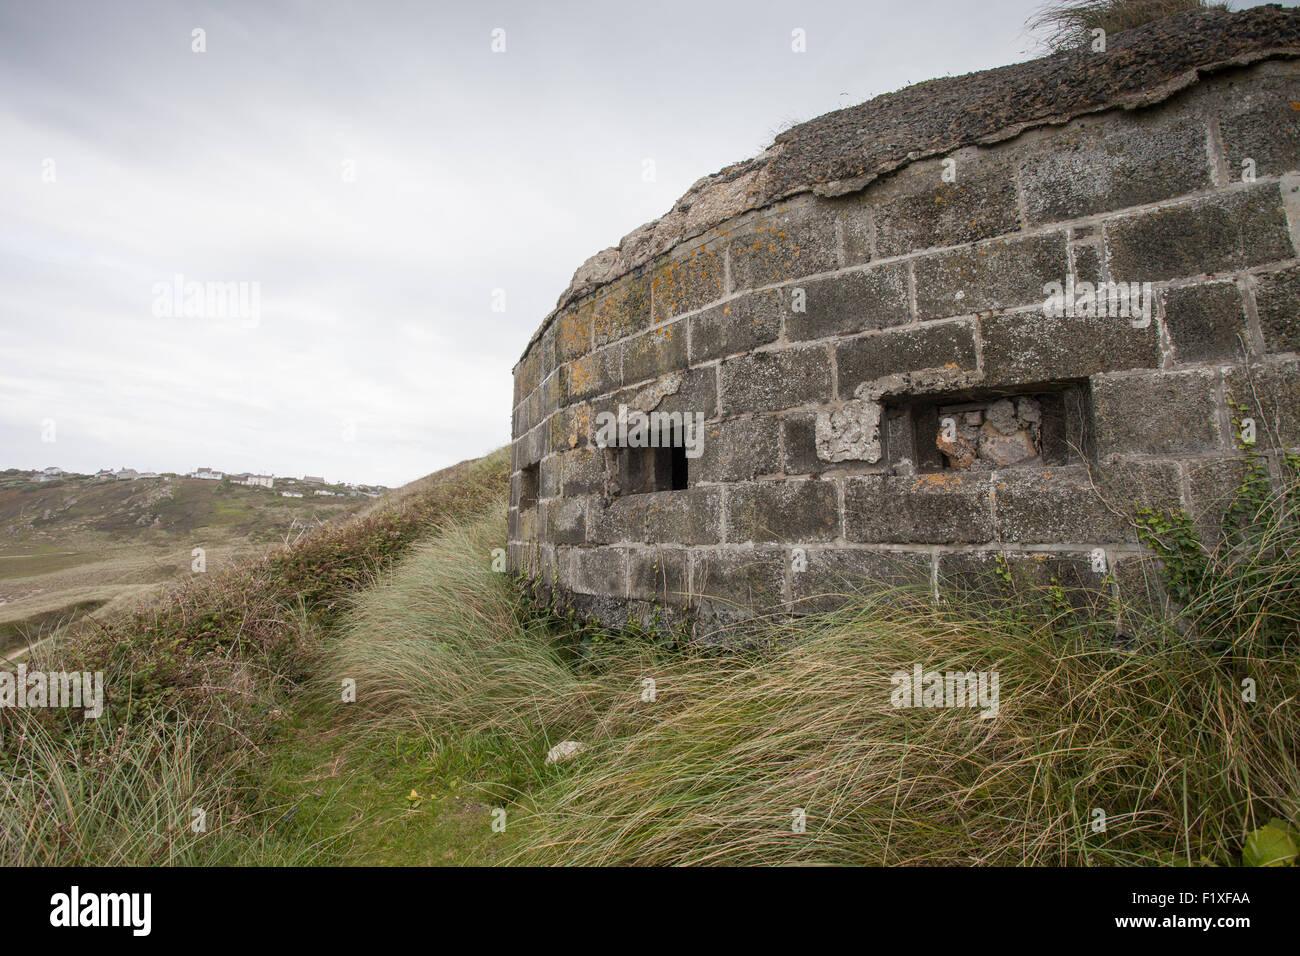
1026 0 1228 53
0 715 307 865
509 595 1297 866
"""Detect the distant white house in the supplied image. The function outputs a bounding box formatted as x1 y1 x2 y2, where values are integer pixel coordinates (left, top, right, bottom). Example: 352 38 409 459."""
302 475 325 485
135 471 158 479
241 474 274 489
94 469 115 480
280 491 304 498
114 468 138 481
41 466 65 477
190 467 224 480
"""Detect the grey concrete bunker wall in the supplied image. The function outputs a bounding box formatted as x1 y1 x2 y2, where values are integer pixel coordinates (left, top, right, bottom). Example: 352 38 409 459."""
509 60 1300 638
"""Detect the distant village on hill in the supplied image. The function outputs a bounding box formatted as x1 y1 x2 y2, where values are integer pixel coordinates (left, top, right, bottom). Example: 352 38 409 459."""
8 465 386 499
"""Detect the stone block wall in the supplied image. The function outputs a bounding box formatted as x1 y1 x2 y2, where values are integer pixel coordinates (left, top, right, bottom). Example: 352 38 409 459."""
509 55 1300 638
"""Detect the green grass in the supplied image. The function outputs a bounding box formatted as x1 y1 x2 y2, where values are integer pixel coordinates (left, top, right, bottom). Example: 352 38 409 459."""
0 714 307 866
244 722 528 865
2 444 1296 867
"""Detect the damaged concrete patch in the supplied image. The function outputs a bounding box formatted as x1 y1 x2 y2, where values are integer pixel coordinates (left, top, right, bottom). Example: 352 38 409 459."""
815 399 883 463
628 372 683 413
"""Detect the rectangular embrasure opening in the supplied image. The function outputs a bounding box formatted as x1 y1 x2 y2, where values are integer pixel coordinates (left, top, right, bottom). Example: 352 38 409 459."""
619 444 689 494
888 382 1093 473
519 462 540 510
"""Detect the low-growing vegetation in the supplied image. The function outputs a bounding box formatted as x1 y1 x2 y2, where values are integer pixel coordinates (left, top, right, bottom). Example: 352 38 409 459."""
2 440 1296 867
0 452 509 865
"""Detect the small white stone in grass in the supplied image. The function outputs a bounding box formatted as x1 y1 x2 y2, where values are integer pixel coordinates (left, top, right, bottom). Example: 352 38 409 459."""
545 740 587 765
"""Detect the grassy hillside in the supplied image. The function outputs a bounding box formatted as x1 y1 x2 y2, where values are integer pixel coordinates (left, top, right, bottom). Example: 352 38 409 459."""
0 447 1295 867
0 473 371 655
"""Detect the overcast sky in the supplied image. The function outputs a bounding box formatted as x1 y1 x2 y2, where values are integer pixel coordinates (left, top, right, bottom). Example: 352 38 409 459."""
2 0 1122 486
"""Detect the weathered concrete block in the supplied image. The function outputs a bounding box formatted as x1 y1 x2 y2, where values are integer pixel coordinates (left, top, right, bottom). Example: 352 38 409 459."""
1253 266 1300 354
653 366 719 420
1217 93 1300 180
565 546 628 598
516 424 544 469
844 473 994 544
543 496 588 545
980 309 1160 386
913 234 1068 321
538 323 557 381
694 416 782 483
539 368 564 419
622 322 687 385
727 479 840 544
728 200 839 292
563 590 635 629
591 367 719 435
1092 369 1223 457
993 461 1179 544
537 545 557 588
650 241 726 321
1018 115 1211 224
790 547 931 612
938 550 1109 615
1071 241 1104 286
514 348 542 407
556 302 593 363
1105 184 1293 282
513 388 541 437
688 289 784 364
692 548 787 617
538 456 561 500
558 446 607 497
1185 456 1254 544
719 345 832 415
835 321 977 395
1223 358 1300 448
1165 281 1248 364
849 154 1020 260
566 345 621 402
588 493 648 545
643 487 724 545
782 410 821 476
549 402 593 454
507 505 521 545
785 263 910 341
592 272 652 347
628 547 690 603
